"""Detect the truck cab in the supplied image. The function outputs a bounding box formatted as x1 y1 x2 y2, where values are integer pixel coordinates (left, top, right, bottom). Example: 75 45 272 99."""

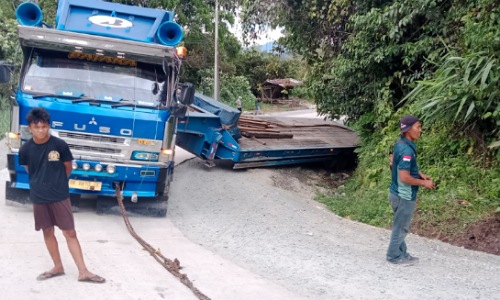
2 0 193 216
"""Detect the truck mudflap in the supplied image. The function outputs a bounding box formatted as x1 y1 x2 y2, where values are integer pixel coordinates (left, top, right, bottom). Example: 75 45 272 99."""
5 182 31 204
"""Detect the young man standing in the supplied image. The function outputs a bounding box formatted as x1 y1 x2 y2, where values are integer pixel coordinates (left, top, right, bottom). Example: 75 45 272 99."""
387 115 435 265
19 107 105 283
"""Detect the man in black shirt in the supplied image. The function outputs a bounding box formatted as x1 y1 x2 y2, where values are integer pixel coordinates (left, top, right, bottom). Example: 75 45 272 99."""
19 107 105 283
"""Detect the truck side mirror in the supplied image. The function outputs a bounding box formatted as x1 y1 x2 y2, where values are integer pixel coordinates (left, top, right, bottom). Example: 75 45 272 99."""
178 82 194 106
0 62 12 83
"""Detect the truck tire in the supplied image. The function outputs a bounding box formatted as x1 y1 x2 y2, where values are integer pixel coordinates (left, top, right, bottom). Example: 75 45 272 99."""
70 194 81 212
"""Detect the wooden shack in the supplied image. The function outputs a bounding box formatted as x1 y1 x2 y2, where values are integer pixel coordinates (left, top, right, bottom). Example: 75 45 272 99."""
261 78 303 102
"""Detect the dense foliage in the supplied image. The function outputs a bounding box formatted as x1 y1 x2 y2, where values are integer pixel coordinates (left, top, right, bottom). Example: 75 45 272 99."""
242 0 500 236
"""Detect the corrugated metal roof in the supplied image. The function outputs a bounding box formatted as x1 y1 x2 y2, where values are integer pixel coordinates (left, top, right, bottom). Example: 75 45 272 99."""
265 78 303 88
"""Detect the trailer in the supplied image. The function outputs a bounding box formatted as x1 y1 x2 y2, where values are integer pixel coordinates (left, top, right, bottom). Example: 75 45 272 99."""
176 94 358 169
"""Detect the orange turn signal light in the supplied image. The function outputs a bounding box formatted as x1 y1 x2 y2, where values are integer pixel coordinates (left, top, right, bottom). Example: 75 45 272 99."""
176 46 187 58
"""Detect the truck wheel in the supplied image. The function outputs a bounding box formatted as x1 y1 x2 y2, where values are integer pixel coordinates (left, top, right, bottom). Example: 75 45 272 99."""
140 196 168 217
129 195 168 217
70 194 81 212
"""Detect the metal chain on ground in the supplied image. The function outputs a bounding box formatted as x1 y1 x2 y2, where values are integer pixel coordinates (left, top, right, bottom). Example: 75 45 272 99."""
115 186 211 300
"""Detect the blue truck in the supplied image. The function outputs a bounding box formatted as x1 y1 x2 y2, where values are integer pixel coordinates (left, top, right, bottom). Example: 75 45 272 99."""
1 0 358 217
1 0 192 216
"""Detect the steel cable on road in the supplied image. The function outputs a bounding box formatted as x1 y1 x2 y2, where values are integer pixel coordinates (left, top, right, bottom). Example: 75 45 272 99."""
115 186 211 300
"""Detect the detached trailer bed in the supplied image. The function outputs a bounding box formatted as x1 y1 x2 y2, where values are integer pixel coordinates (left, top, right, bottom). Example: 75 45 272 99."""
176 94 358 169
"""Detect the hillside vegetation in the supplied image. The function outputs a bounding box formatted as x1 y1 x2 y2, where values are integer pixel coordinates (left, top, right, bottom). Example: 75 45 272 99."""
242 0 499 253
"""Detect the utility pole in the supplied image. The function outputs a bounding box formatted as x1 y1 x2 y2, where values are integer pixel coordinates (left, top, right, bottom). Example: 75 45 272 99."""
213 0 220 101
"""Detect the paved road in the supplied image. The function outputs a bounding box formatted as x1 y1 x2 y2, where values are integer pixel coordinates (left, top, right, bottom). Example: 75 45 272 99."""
0 142 301 300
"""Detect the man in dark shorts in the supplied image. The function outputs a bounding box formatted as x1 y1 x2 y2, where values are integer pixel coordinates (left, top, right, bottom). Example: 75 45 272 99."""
19 107 105 283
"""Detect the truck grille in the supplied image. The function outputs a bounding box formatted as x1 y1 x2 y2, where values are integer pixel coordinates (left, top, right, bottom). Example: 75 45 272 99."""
57 131 126 156
59 132 126 144
68 144 122 154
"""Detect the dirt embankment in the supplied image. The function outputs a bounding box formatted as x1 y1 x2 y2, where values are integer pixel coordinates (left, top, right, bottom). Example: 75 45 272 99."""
413 214 500 256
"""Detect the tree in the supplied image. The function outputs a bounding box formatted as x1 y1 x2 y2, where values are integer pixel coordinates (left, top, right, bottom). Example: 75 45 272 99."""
405 0 500 151
233 49 269 95
241 0 355 63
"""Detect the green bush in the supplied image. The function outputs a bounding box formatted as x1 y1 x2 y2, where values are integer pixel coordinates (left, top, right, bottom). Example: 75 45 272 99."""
198 68 256 110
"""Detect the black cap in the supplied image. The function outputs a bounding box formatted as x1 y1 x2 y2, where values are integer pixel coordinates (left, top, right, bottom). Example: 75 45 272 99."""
400 115 420 133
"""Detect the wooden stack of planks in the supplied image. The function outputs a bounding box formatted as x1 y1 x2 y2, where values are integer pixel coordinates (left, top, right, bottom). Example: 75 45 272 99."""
238 116 293 139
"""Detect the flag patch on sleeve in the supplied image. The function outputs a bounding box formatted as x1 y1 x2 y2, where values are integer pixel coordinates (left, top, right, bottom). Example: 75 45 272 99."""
403 155 412 162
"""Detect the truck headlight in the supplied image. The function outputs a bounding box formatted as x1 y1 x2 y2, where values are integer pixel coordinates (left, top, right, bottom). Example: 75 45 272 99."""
131 151 159 162
6 132 21 149
159 148 173 163
106 164 116 174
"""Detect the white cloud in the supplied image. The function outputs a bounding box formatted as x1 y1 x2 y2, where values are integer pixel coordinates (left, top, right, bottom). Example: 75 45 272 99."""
227 15 283 46
254 27 284 44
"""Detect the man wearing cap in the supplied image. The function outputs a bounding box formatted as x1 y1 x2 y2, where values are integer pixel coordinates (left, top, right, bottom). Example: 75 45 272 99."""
387 115 435 265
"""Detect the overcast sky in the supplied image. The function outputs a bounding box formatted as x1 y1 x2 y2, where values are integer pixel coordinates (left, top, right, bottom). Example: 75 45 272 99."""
228 16 284 46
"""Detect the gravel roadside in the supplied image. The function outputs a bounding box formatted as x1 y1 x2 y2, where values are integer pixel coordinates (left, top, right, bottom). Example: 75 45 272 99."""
168 158 500 300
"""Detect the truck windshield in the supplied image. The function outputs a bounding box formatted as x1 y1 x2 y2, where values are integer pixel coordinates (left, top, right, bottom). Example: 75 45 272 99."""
22 49 166 105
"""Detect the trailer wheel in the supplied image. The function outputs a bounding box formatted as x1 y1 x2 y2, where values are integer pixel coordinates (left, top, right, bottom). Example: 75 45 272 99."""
329 150 358 171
